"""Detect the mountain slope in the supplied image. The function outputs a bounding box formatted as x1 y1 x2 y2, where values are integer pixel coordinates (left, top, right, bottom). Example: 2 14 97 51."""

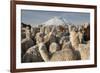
43 17 70 26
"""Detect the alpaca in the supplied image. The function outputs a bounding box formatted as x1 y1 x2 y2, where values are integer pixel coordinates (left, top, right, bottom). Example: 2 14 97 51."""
44 26 51 35
61 42 81 60
70 27 80 50
35 27 56 52
78 27 84 44
38 43 77 62
44 27 56 43
81 23 90 41
78 41 90 60
21 28 26 40
21 26 34 58
21 38 34 55
61 41 72 50
22 45 43 62
31 27 36 38
84 24 90 41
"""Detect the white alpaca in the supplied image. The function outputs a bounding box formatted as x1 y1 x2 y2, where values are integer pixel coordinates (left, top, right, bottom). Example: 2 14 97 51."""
38 43 77 62
61 42 81 60
78 41 90 60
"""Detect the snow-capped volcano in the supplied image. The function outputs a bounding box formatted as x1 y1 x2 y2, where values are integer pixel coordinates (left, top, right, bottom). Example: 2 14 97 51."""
43 17 71 26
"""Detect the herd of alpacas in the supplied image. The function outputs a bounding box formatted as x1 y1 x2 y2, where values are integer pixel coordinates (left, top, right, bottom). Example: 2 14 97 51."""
21 22 90 63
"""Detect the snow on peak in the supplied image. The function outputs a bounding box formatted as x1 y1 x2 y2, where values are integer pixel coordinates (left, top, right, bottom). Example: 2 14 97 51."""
43 16 70 26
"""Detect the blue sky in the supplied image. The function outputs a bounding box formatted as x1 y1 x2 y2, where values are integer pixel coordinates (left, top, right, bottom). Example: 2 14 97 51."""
21 9 90 25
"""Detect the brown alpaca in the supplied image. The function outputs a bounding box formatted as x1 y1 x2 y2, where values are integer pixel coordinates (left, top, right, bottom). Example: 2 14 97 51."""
84 25 90 41
21 26 34 58
22 45 43 62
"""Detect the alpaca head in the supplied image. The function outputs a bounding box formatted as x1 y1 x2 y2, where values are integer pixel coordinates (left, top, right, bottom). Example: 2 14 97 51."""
59 36 69 45
45 26 51 35
36 32 44 44
25 29 31 39
40 26 45 33
62 42 73 50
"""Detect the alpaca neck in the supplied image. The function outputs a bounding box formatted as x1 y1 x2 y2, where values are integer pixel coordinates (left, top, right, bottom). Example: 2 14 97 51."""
25 29 31 39
39 43 50 61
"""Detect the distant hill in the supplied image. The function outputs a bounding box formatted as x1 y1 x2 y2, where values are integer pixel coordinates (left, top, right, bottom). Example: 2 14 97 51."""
43 17 72 26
